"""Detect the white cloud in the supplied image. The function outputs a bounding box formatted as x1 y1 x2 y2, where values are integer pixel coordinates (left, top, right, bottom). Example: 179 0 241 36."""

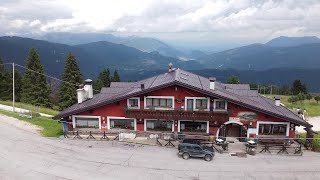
0 0 320 45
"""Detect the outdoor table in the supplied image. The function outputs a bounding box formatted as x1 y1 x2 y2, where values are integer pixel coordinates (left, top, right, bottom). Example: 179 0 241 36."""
259 144 271 153
164 138 175 147
73 131 82 139
100 132 109 140
294 144 303 155
156 137 162 146
277 143 289 154
246 140 257 152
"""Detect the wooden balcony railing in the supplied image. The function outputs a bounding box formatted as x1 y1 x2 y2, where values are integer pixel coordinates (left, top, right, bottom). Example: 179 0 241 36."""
124 108 229 121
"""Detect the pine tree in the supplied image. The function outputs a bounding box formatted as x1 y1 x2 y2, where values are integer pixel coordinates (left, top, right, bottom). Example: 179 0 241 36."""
93 68 110 93
112 70 120 82
292 80 308 95
226 75 240 84
21 48 52 107
0 68 22 101
59 53 83 110
0 58 10 100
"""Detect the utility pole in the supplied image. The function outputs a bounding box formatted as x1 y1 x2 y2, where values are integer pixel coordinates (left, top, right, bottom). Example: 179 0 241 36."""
270 85 273 96
12 62 15 112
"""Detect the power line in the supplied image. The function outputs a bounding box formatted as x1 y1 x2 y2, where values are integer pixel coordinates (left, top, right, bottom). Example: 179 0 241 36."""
14 63 101 93
0 63 14 66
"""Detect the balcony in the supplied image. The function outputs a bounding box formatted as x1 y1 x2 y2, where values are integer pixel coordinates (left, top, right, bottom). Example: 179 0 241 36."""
124 108 229 121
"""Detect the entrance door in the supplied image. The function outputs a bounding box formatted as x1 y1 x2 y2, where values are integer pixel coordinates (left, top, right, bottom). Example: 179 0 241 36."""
226 123 241 137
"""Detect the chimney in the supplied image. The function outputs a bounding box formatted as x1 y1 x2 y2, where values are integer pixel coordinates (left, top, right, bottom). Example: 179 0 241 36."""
141 83 145 90
168 62 174 72
274 96 281 106
209 77 216 90
84 79 93 99
77 84 85 104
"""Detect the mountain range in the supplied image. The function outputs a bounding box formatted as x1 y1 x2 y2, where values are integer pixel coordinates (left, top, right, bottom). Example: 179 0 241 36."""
119 68 320 92
40 32 185 58
199 36 320 70
0 35 319 92
0 36 201 77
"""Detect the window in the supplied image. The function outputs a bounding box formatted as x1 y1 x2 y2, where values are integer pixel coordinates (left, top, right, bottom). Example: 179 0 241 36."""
75 117 100 128
127 98 140 109
186 99 194 111
196 99 208 109
145 97 173 109
180 121 208 133
214 100 227 110
258 123 287 135
185 97 209 111
110 118 135 130
145 120 173 131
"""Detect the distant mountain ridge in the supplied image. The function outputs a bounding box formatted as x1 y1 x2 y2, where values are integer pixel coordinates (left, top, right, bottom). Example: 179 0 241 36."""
200 36 320 70
0 36 202 77
119 68 320 92
266 36 320 47
40 32 184 58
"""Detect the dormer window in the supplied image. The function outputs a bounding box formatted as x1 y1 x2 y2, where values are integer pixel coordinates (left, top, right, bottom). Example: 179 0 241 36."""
214 99 227 110
127 97 140 109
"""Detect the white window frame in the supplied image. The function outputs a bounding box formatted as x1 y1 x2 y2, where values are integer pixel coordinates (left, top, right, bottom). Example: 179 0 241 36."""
127 97 140 109
185 97 210 111
178 120 209 133
144 119 174 132
72 115 101 129
107 116 137 131
256 121 290 136
213 99 228 110
144 96 174 110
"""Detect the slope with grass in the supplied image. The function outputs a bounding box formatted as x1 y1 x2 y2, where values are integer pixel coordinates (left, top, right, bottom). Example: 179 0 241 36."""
280 95 320 117
0 110 63 137
0 100 59 116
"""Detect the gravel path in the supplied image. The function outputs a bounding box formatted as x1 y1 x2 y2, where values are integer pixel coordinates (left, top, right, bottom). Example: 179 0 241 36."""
1 114 320 180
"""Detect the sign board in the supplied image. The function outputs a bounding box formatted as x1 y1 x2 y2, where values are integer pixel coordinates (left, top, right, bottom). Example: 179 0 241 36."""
229 117 240 121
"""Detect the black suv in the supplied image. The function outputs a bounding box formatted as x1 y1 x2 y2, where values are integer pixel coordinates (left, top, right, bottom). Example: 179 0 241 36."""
178 143 214 161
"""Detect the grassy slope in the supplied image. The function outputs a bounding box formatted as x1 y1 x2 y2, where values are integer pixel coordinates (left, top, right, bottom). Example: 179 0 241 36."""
266 95 320 117
0 110 63 137
0 100 60 116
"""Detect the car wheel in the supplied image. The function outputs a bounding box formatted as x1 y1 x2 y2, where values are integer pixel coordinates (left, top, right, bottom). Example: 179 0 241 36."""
204 154 212 161
182 153 190 160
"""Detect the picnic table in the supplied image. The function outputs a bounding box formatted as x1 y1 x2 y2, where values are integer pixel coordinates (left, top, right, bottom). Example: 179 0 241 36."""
258 138 289 154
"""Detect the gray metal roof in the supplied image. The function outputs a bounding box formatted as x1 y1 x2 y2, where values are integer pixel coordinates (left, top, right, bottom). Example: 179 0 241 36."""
54 68 312 128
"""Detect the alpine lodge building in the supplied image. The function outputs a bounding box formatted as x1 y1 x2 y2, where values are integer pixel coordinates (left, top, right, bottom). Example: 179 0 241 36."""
54 65 314 140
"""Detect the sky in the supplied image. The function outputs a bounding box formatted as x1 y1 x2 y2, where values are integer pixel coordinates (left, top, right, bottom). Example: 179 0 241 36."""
1 0 320 50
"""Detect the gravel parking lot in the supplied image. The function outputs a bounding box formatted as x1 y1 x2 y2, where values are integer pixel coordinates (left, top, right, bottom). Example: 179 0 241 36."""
1 114 320 180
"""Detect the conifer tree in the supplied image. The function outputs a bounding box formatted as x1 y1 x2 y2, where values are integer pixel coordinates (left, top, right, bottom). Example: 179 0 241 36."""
112 70 120 82
21 48 52 107
59 53 83 110
93 68 110 93
0 59 22 101
0 58 10 100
